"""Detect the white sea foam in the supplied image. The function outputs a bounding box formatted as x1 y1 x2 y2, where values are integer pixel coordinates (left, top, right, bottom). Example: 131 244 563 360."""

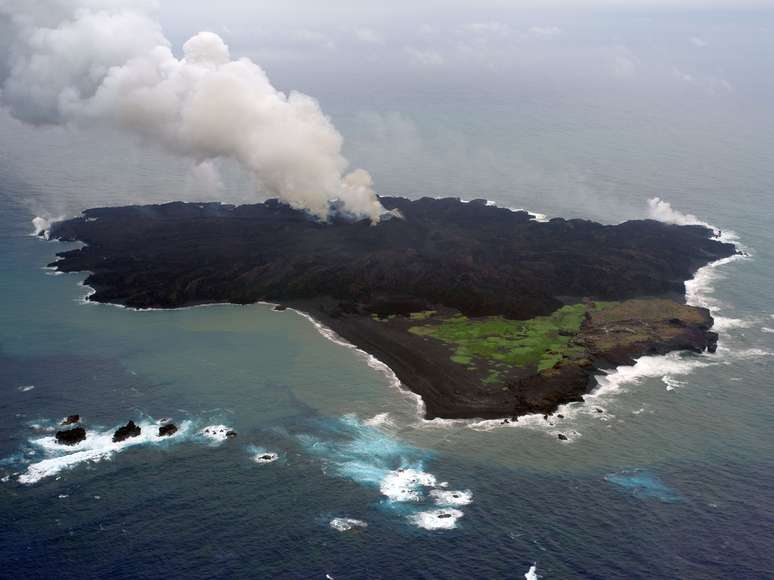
380 468 438 502
685 254 747 313
31 215 65 239
416 416 470 429
762 327 774 334
650 197 750 328
253 451 279 464
468 350 714 433
483 199 549 222
524 563 539 580
199 425 234 443
595 352 712 396
429 489 473 506
409 508 464 530
662 375 685 391
329 517 368 532
364 412 395 429
19 446 115 485
17 385 35 392
19 419 191 484
718 346 773 360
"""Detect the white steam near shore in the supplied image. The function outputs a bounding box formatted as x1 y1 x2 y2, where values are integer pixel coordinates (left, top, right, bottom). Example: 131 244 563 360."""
0 0 385 221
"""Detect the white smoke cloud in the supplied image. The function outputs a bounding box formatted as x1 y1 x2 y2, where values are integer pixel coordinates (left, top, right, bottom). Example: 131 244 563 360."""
0 0 386 222
187 160 223 197
647 196 702 225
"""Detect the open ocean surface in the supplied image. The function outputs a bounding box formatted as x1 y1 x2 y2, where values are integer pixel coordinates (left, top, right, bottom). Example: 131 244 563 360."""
1 76 773 578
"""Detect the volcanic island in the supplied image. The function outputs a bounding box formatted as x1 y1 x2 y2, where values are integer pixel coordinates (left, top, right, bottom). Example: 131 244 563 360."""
47 197 737 420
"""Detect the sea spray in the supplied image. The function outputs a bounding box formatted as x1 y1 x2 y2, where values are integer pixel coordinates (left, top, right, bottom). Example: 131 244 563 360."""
199 425 236 444
524 564 539 580
408 508 464 530
329 518 368 532
296 414 471 529
246 444 280 464
429 489 473 506
18 418 194 484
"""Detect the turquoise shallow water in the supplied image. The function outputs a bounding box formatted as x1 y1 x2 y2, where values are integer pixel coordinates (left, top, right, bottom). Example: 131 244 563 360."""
1 80 773 577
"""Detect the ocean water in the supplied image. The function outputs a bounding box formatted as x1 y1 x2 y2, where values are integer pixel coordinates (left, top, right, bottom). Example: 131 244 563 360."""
1 79 774 578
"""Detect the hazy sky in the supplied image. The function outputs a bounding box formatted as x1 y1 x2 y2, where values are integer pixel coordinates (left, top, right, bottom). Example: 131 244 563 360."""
152 0 773 102
1 0 771 222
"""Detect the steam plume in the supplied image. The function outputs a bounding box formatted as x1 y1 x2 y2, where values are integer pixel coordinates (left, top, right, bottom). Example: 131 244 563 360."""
0 0 386 221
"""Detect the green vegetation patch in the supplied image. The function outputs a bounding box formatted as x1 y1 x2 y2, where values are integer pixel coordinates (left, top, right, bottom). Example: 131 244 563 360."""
409 310 437 320
409 303 612 372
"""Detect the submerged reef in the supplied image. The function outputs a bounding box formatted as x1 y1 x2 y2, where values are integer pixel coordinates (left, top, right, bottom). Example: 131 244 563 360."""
48 196 736 419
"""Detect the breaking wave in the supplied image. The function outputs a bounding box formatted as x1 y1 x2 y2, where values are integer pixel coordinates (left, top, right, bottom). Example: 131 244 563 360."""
297 414 469 530
661 375 686 391
246 445 279 464
31 215 65 240
380 468 439 502
199 424 235 444
17 418 193 485
429 488 473 506
329 517 368 532
364 412 395 429
408 508 464 530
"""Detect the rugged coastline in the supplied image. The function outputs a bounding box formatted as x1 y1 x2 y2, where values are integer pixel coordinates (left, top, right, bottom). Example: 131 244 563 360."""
45 196 737 419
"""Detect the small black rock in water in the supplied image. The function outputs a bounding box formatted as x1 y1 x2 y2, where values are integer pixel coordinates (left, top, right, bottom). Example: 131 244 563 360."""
437 513 453 519
557 433 568 441
273 304 287 311
225 430 237 439
56 427 86 446
113 420 141 443
158 423 178 437
61 414 80 425
557 414 565 419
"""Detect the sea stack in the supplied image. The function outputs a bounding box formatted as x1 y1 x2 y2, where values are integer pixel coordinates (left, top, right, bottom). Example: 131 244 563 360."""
158 423 178 437
56 427 86 446
113 420 141 443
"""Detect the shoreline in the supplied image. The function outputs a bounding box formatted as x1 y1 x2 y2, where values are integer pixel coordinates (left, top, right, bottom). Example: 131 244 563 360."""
34 198 742 425
59 254 742 429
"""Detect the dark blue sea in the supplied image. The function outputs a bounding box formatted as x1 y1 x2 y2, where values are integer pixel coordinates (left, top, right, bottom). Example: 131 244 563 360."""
1 65 773 579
